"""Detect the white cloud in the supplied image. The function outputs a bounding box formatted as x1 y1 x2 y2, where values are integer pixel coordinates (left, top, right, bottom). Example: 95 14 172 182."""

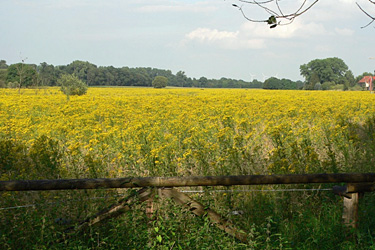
335 27 355 36
183 17 331 51
136 1 217 13
241 19 329 39
184 28 265 49
186 28 238 42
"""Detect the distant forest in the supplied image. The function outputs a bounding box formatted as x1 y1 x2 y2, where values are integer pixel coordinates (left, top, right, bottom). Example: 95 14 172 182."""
0 58 370 90
0 59 304 90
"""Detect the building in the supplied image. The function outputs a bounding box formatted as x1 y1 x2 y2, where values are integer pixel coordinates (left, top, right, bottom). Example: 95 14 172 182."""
358 76 375 91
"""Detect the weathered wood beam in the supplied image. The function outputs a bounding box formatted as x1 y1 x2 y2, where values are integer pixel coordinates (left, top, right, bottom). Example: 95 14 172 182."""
333 182 375 197
1 173 375 191
62 188 154 235
160 188 248 243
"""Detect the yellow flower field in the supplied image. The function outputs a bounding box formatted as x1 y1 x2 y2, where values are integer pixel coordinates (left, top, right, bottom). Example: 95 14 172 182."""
1 87 375 180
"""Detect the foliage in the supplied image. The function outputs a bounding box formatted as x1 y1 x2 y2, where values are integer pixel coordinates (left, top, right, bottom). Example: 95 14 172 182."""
57 74 88 97
38 62 58 86
0 60 8 69
1 57 366 91
0 69 7 88
300 57 349 87
321 81 336 90
6 63 37 88
263 77 302 90
152 76 168 88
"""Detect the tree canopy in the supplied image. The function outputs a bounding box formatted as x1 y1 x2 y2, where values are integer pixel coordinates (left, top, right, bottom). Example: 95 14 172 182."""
300 58 351 87
263 77 304 90
0 57 368 91
152 76 168 88
6 63 37 89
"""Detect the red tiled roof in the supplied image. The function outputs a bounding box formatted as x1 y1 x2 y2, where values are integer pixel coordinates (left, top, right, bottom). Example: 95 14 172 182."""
358 76 375 83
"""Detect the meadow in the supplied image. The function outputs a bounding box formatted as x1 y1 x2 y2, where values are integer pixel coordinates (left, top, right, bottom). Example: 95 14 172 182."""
1 87 375 249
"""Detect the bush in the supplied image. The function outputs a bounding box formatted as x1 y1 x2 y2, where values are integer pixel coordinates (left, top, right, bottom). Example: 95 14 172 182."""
331 84 344 91
152 76 168 88
321 81 335 90
314 82 322 90
58 74 88 97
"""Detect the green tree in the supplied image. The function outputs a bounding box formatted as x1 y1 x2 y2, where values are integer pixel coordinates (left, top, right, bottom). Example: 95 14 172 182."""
263 77 300 90
175 71 188 87
152 76 168 88
0 60 8 69
344 70 356 88
57 74 88 99
6 62 37 93
0 69 7 88
198 77 208 88
300 57 349 85
66 60 98 86
38 62 57 86
321 81 335 90
305 72 320 90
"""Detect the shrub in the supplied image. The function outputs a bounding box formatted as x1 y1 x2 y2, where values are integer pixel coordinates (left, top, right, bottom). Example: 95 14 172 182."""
152 76 168 88
321 81 335 90
58 74 88 98
314 82 322 90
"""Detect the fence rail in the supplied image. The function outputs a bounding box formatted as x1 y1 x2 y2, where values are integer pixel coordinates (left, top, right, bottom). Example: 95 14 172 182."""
1 173 375 191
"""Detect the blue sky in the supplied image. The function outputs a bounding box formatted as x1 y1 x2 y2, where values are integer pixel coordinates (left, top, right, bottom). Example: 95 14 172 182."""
1 0 375 81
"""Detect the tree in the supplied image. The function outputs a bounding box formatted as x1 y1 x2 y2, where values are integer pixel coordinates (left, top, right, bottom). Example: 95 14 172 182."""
176 71 188 87
57 74 88 99
344 70 356 87
38 62 57 86
305 72 320 90
6 62 37 93
321 81 335 90
0 60 8 69
198 77 208 88
0 69 7 88
152 76 168 88
300 57 349 85
65 60 98 86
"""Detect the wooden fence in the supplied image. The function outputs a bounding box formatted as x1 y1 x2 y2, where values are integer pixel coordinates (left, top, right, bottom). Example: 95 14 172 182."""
1 173 375 191
1 173 375 243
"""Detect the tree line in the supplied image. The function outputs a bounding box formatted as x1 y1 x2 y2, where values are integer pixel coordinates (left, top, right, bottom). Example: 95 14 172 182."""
0 58 371 90
0 59 271 89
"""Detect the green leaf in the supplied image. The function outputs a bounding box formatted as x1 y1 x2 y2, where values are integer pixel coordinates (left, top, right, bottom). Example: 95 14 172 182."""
156 235 162 243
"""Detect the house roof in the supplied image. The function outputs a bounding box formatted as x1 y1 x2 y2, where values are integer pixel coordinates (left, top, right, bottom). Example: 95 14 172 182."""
358 76 375 83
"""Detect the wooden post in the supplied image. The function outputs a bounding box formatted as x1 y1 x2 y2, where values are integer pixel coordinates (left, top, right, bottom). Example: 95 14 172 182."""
342 184 359 228
146 197 154 219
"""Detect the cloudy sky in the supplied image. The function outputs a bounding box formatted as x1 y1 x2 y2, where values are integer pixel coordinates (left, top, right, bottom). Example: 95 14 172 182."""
1 0 375 81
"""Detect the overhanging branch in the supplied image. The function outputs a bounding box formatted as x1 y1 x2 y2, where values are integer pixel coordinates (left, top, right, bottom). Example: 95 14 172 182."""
357 1 375 28
232 0 320 28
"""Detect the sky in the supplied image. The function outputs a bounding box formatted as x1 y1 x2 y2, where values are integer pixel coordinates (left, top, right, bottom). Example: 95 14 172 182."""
1 0 375 82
